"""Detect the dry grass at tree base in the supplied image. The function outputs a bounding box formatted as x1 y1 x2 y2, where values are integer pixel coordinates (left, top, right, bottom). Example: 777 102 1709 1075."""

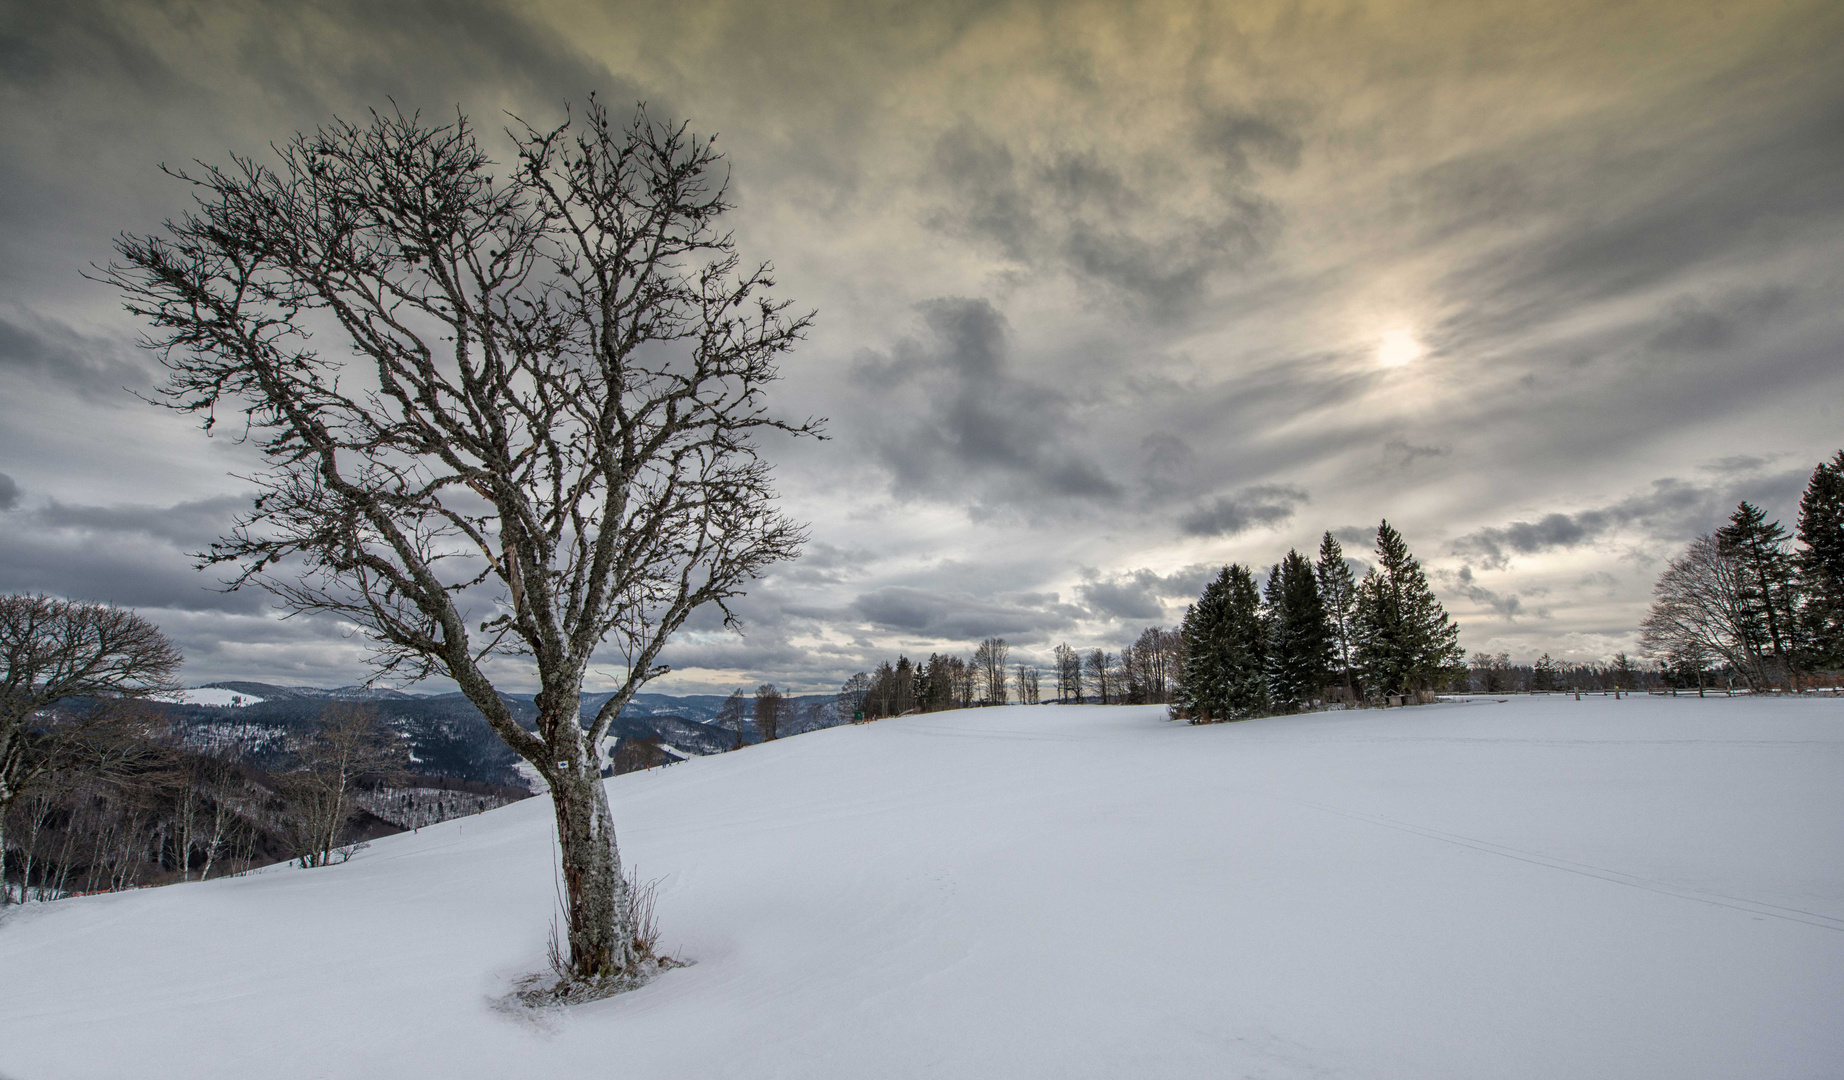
511 870 687 1007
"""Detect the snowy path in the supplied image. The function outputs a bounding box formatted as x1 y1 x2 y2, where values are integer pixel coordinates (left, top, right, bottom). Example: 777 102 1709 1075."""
2 695 1840 1079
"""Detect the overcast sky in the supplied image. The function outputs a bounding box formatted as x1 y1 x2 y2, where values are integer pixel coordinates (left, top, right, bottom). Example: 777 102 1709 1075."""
2 0 1841 694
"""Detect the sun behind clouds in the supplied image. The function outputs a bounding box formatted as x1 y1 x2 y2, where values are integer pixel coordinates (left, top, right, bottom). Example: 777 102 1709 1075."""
1376 328 1424 369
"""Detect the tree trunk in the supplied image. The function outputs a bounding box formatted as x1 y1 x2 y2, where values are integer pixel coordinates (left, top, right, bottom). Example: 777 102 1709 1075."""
548 765 635 980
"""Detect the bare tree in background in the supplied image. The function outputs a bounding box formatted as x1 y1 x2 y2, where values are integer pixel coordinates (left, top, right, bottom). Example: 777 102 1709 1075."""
103 100 817 988
972 638 1010 705
278 704 406 868
718 689 749 749
1 595 181 904
1013 663 1040 705
753 684 783 742
1086 649 1117 704
1054 643 1083 703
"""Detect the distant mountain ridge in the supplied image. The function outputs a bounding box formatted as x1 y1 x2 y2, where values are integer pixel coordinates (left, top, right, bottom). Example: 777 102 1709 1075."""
171 682 841 788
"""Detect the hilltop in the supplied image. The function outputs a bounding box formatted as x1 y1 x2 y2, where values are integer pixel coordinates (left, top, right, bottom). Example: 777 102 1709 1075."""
1 695 1839 1079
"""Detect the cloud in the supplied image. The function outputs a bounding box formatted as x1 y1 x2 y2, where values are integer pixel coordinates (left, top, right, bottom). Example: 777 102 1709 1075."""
0 311 148 402
923 110 1289 315
851 297 1122 516
850 585 1078 642
0 494 262 613
1447 566 1550 622
1178 484 1308 538
1382 438 1451 469
1074 564 1216 621
1646 286 1797 354
39 495 248 548
1453 468 1810 568
0 472 18 510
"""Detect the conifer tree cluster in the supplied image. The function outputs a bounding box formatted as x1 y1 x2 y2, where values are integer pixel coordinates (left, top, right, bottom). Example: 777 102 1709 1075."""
1173 521 1462 722
1640 451 1844 687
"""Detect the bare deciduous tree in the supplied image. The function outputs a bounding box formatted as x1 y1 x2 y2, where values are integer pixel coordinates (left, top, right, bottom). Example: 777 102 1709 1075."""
278 704 406 868
718 689 749 749
103 99 817 986
973 637 1009 705
1 595 181 903
753 683 783 741
1013 662 1040 705
1053 643 1082 703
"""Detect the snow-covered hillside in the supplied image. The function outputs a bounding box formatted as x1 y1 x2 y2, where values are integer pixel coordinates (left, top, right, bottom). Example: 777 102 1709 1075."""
2 696 1839 1079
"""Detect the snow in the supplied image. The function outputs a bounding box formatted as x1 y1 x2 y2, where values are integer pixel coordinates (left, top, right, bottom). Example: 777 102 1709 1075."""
2 695 1840 1079
176 686 267 707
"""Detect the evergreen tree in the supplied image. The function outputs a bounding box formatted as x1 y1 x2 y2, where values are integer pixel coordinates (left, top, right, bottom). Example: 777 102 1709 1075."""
1531 653 1557 693
1267 549 1333 712
1315 532 1358 697
1221 565 1271 718
1351 521 1464 696
1177 584 1226 721
1716 501 1801 683
1177 564 1270 721
1796 450 1844 667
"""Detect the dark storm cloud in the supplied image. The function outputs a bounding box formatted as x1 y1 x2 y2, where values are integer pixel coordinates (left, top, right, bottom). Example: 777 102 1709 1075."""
853 297 1120 515
923 114 1287 315
1177 484 1308 538
851 585 1077 641
0 311 148 402
1330 526 1375 547
0 494 261 613
0 472 18 511
1453 467 1811 569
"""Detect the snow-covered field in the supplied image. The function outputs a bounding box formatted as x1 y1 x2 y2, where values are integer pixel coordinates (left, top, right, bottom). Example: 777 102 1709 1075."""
2 695 1840 1079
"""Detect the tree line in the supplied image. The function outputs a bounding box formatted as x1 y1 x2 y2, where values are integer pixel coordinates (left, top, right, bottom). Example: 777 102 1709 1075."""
1639 450 1844 690
832 521 1462 723
1 594 525 905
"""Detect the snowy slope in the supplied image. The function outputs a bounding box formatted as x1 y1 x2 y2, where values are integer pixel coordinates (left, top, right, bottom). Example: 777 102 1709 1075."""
2 695 1840 1079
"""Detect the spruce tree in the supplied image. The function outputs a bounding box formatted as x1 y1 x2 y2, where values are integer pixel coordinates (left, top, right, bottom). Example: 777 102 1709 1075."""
1221 564 1271 718
1268 549 1333 712
1351 520 1463 696
1177 575 1229 722
1716 501 1801 683
1315 532 1358 697
1796 451 1844 667
1176 564 1270 721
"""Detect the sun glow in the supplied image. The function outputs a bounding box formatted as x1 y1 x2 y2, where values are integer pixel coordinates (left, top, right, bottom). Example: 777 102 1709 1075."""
1376 329 1424 369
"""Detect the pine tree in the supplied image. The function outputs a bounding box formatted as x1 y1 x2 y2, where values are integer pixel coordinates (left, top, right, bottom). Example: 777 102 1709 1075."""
1267 549 1333 712
1716 501 1801 684
1351 520 1464 696
1796 450 1844 667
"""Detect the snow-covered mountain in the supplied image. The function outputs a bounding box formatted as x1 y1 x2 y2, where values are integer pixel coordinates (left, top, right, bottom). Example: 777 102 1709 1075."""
4 695 1838 1079
156 684 836 787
